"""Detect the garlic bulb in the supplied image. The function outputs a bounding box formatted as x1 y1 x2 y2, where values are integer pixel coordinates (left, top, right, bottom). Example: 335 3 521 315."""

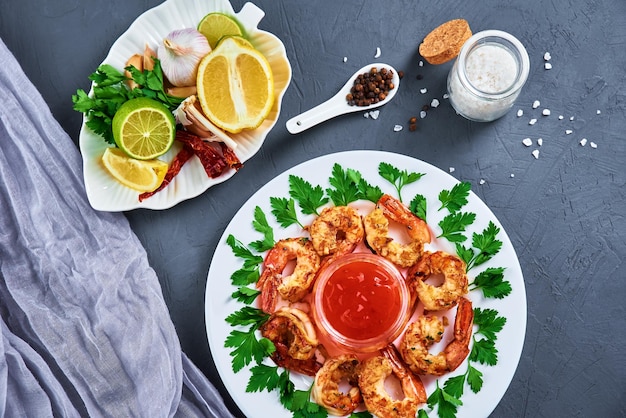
158 28 211 87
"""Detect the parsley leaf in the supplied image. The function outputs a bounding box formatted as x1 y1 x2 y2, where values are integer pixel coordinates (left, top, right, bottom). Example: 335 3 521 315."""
437 212 476 243
473 308 507 341
347 168 383 203
427 381 461 418
279 381 327 418
327 163 360 206
470 338 498 366
289 175 328 215
467 365 484 393
350 412 374 418
247 364 282 393
250 206 275 252
231 286 261 304
409 193 428 221
443 374 466 398
230 267 259 287
465 221 503 270
378 162 425 203
224 307 273 372
270 196 303 228
470 267 512 299
226 235 263 269
438 181 471 213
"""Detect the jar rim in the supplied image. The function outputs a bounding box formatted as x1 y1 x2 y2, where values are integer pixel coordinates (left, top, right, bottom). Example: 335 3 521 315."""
456 30 530 100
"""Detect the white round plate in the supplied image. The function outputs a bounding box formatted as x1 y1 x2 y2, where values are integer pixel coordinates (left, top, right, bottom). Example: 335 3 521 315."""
205 150 526 418
79 0 292 211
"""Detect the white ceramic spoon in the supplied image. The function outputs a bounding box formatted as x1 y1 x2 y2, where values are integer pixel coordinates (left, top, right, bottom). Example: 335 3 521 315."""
286 63 400 134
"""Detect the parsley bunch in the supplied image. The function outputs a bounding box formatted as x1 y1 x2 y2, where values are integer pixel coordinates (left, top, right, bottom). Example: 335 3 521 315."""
72 60 183 144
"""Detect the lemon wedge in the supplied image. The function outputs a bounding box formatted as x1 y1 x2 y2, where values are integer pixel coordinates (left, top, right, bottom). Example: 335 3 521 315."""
196 37 274 133
101 148 168 192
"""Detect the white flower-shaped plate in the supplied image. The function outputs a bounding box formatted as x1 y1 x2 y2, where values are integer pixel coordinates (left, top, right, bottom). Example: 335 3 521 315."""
79 0 291 211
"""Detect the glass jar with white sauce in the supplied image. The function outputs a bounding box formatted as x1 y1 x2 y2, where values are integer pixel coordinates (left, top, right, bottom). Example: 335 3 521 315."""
447 30 530 122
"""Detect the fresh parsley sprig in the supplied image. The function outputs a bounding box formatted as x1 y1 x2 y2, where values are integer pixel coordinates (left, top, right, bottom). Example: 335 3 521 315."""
224 307 274 373
410 193 428 221
437 212 476 243
289 175 328 216
250 206 275 252
470 267 512 299
327 163 361 206
456 221 503 271
347 169 383 203
270 197 303 229
378 162 425 203
438 182 471 213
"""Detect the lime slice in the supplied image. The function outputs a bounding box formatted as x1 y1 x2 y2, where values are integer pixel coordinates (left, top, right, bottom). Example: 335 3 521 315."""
197 12 244 49
112 97 176 160
101 148 168 192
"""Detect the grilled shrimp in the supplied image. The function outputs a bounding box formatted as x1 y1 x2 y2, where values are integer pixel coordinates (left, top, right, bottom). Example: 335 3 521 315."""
312 354 362 416
308 206 364 261
358 345 427 418
364 194 431 268
406 250 469 311
260 307 323 376
257 237 321 313
399 297 474 376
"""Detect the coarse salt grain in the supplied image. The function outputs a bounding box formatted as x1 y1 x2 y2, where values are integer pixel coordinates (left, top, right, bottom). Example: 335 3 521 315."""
537 138 543 146
544 52 551 61
542 109 551 116
449 167 455 173
369 110 379 119
565 129 573 135
590 142 597 148
510 173 515 178
596 109 601 115
532 100 540 109
558 115 564 120
529 118 537 125
343 57 348 63
522 138 532 147
419 60 424 67
363 112 370 118
374 47 381 58
420 110 427 119
532 149 540 159
544 63 552 70
517 109 524 117
479 179 486 185
431 98 440 108
442 93 449 99
570 116 575 121
580 138 587 146
420 88 428 94
393 124 403 132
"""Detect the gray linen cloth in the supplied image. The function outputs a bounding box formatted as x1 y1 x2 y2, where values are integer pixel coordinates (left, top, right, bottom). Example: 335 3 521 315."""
0 38 234 417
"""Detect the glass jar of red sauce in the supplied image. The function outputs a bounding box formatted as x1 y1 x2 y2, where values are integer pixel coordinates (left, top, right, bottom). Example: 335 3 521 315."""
312 252 411 353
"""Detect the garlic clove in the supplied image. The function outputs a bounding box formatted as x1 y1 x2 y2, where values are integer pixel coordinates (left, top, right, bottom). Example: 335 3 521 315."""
175 96 238 150
157 28 211 87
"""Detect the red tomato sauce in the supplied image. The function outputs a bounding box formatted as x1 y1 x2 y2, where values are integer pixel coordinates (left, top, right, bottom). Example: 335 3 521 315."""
320 260 402 340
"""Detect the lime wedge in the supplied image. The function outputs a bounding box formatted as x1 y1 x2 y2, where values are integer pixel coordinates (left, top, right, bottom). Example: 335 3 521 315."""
198 12 245 49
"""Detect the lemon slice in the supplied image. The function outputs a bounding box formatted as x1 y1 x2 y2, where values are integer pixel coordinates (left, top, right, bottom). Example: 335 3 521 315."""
197 12 244 49
217 34 254 49
196 37 274 133
111 97 176 160
101 148 168 192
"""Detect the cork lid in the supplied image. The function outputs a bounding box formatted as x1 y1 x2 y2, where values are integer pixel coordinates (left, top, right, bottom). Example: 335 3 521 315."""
419 19 472 65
